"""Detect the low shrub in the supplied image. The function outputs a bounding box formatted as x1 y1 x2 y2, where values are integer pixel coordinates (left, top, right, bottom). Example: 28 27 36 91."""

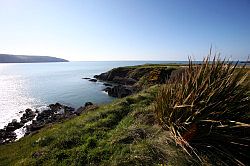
154 55 250 165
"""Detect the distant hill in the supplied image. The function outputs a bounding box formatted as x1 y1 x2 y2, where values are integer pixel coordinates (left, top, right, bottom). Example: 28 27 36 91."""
0 54 69 63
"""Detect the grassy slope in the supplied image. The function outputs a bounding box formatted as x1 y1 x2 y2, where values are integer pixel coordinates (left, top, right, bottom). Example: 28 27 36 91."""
1 64 248 166
0 86 194 166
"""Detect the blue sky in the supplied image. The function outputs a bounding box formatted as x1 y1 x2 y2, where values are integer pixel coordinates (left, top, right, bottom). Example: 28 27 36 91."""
0 0 249 61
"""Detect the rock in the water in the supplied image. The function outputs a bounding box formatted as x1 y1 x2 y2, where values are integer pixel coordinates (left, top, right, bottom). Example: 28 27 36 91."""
89 79 97 82
20 109 36 124
49 103 62 111
25 103 75 135
103 87 112 92
0 119 22 144
82 77 91 79
85 102 93 107
103 83 112 86
5 119 24 132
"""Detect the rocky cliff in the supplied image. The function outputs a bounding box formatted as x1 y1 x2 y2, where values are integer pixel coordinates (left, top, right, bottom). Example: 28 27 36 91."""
94 64 178 97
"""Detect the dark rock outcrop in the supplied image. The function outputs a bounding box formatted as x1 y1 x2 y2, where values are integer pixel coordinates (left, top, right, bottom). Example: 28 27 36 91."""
89 79 97 82
103 87 112 92
0 129 17 144
94 67 131 81
112 77 137 85
85 102 93 107
94 65 177 98
20 109 36 124
106 85 134 98
103 83 112 87
0 119 25 144
26 103 75 135
5 119 24 132
0 108 37 144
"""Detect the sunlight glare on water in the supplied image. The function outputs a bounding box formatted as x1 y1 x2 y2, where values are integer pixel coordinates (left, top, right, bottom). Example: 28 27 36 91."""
0 66 41 128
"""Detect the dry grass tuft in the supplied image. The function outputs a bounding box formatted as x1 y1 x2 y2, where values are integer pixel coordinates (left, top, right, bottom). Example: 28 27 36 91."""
154 53 250 165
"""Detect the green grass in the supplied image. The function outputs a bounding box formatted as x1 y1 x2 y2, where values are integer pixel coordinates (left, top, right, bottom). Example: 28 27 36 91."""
0 86 193 166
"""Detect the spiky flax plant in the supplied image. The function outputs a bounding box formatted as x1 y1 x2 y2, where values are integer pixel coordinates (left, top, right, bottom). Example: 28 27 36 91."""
154 55 250 165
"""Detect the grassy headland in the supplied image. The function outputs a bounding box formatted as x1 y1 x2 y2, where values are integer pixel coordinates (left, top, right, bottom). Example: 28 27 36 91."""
0 86 194 165
0 58 249 165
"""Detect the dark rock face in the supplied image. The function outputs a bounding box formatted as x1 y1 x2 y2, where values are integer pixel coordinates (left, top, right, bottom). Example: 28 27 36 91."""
94 67 131 82
106 85 134 98
94 67 142 97
94 68 130 83
112 77 137 85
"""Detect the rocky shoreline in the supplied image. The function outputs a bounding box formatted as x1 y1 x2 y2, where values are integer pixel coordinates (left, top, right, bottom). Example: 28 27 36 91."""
1 65 177 144
0 102 97 144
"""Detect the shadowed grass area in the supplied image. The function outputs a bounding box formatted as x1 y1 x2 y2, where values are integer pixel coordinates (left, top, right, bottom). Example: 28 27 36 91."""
154 55 250 165
0 86 193 166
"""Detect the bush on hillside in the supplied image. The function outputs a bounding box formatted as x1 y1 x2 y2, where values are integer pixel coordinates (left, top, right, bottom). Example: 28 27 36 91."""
154 55 250 165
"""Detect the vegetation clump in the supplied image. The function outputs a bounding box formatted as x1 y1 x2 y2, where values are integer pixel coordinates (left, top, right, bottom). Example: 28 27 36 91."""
154 55 250 165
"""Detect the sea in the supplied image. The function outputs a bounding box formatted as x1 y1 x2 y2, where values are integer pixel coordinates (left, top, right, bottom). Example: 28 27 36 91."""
0 61 191 129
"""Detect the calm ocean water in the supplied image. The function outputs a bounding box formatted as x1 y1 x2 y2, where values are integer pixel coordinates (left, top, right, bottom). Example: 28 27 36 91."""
0 61 189 128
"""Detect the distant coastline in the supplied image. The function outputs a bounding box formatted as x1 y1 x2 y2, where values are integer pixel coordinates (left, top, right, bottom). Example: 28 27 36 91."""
0 54 68 63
